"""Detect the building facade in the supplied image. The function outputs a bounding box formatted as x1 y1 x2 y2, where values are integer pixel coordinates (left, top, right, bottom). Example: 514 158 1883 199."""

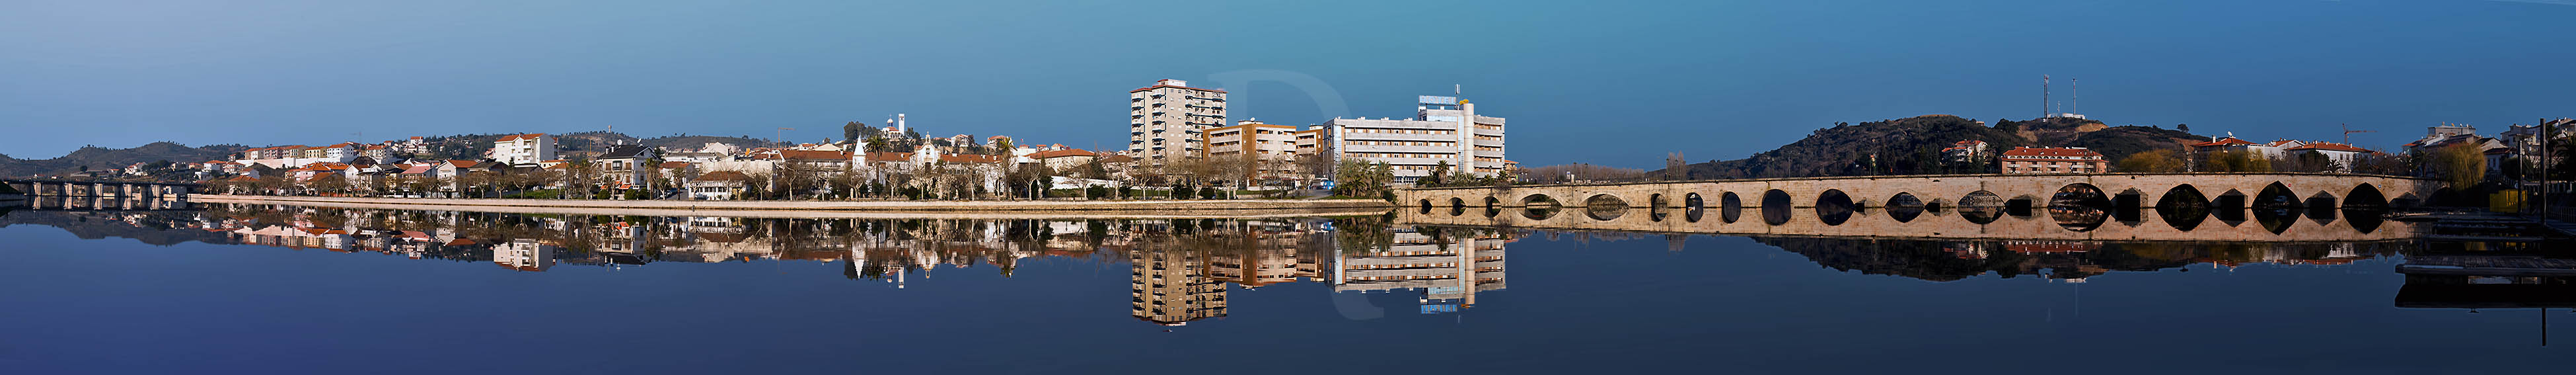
1202 120 1302 181
1128 79 1227 167
490 134 557 167
1321 95 1506 184
1999 147 2106 174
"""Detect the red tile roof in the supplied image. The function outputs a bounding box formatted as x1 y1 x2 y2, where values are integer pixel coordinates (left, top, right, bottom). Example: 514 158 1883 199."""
755 149 851 161
2190 137 2259 147
658 161 692 169
2285 142 2370 152
1999 147 2104 158
1027 149 1098 159
496 134 547 142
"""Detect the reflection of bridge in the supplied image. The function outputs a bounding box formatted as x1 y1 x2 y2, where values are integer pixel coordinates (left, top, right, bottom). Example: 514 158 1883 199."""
3 179 198 199
1398 173 2443 211
1394 173 2444 242
1399 205 2421 242
11 196 198 211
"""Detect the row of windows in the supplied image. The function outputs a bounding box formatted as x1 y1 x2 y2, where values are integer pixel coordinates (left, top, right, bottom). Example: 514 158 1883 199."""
1348 140 1456 147
1346 152 1455 159
1346 128 1457 135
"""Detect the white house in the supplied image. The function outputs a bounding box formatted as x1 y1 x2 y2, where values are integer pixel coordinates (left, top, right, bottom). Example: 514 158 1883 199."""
490 134 557 166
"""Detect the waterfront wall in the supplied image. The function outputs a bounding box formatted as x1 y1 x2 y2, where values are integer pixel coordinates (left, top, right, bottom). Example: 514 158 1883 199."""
190 194 1393 213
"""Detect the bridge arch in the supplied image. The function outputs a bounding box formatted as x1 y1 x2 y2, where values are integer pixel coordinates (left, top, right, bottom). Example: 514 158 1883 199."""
1448 198 1467 216
1886 192 1925 223
1684 192 1704 210
2254 182 2299 208
1960 190 2005 225
1761 189 1794 226
1522 194 1560 208
2049 183 2111 208
2346 183 2388 210
2156 185 2209 209
1418 199 1433 214
1814 189 1855 226
1522 206 1557 220
1720 192 1744 224
1584 194 1631 222
2156 185 2211 231
1585 194 1630 209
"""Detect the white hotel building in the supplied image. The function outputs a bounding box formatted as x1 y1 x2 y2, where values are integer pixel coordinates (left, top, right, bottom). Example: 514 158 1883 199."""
1321 95 1507 184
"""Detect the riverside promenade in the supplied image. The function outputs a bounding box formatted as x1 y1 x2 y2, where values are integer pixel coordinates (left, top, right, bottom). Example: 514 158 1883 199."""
190 194 1394 218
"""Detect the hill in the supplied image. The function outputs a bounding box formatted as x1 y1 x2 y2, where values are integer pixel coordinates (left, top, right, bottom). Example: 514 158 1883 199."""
0 133 785 177
1656 115 2200 179
404 133 785 160
0 142 251 177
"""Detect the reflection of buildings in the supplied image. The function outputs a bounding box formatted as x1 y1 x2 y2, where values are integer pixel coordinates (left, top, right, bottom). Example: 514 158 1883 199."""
1131 245 1228 325
493 239 556 272
1332 228 1508 314
1123 220 1330 325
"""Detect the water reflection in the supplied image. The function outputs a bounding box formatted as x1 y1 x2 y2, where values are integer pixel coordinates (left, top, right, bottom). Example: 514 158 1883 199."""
0 199 2511 330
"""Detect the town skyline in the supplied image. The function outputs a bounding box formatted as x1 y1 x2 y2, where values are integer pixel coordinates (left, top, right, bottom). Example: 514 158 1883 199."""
7 1 2574 168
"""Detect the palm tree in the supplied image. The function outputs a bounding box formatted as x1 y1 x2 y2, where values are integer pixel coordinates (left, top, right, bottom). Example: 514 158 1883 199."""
864 136 890 153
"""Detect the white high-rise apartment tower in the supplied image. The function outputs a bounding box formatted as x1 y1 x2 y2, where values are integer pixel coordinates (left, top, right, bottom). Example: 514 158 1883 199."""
1128 79 1227 166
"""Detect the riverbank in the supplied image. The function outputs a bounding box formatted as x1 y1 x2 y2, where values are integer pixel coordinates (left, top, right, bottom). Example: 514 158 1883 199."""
188 194 1394 219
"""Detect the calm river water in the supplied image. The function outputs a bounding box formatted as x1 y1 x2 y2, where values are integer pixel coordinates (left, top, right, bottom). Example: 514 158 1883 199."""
1 202 2568 374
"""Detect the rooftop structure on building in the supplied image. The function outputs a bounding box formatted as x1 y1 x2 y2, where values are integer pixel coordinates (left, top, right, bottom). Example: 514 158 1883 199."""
1319 95 1506 184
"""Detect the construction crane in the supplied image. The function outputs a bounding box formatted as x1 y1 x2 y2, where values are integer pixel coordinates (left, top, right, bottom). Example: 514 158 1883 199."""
2341 124 2375 144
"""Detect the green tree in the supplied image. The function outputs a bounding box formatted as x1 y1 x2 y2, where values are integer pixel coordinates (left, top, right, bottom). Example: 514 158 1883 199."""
1423 161 1451 187
1331 160 1393 199
844 122 876 144
2116 149 2186 173
2203 150 2270 172
2427 144 2487 187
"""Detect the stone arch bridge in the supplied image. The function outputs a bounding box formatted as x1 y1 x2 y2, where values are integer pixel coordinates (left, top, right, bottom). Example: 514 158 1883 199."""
1397 173 2445 212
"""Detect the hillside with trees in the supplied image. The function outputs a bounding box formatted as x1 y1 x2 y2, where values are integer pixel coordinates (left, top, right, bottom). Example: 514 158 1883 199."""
0 142 252 177
0 133 786 178
1652 115 2202 179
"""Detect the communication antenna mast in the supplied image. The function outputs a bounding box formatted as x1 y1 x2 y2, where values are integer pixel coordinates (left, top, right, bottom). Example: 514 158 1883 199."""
2042 75 2050 119
2071 78 2078 115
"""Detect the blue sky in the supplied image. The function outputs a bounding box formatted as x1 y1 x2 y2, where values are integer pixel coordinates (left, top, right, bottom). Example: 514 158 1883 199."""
4 1 2571 167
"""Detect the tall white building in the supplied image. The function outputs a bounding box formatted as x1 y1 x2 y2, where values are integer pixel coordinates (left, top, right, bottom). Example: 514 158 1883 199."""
1321 95 1507 184
1128 79 1227 167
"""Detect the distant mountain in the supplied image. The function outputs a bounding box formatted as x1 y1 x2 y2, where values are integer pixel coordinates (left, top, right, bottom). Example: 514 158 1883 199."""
0 134 790 177
396 132 785 160
0 142 251 177
1655 115 2202 179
